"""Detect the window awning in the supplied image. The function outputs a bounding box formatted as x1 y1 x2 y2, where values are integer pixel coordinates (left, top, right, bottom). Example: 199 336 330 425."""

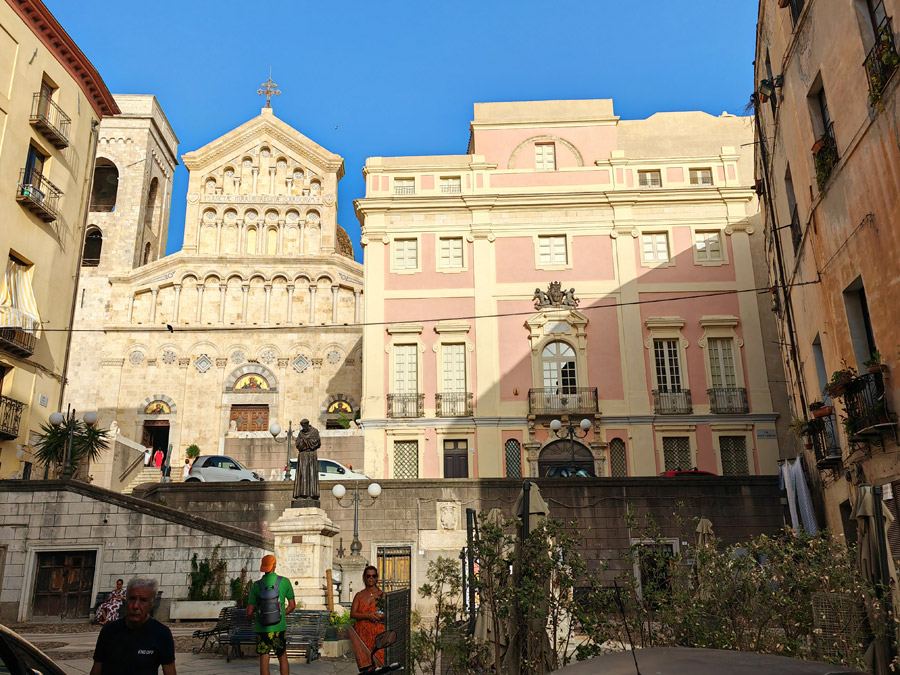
0 258 42 337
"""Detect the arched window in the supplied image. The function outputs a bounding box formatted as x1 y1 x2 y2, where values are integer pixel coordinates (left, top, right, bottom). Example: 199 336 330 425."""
143 242 151 265
144 177 160 234
541 341 577 393
609 438 627 477
90 159 118 211
82 228 102 267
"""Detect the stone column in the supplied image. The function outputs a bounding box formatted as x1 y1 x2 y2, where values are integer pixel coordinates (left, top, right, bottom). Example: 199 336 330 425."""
286 285 295 323
149 288 158 324
269 168 277 195
264 283 272 324
252 167 259 194
219 284 227 324
308 285 317 324
277 220 285 255
195 285 205 323
128 293 135 323
241 284 249 324
299 223 305 256
353 289 361 324
234 176 241 194
331 285 339 324
286 177 293 194
173 284 182 324
215 221 222 253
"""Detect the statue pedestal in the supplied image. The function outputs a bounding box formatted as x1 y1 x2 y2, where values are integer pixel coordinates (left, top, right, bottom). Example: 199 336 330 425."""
269 507 339 610
333 555 370 606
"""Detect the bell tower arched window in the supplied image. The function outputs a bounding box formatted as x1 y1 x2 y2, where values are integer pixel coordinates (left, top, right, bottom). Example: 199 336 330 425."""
90 159 118 211
82 228 102 267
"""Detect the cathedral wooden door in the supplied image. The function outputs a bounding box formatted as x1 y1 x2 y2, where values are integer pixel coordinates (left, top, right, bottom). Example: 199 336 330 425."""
230 404 269 432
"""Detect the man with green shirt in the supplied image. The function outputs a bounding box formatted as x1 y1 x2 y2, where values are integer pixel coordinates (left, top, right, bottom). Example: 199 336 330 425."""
247 555 295 675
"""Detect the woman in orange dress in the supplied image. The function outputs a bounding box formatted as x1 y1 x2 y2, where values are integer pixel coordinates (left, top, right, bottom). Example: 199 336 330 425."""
350 565 385 670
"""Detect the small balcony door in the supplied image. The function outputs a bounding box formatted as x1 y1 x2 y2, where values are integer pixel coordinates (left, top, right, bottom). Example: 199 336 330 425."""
542 341 577 394
653 339 683 392
708 338 736 388
394 344 417 394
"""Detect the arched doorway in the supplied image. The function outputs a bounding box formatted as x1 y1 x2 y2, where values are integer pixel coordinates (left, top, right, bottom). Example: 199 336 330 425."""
538 439 595 477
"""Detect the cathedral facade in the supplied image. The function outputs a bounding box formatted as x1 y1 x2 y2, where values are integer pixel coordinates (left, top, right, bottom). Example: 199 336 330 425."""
66 97 363 487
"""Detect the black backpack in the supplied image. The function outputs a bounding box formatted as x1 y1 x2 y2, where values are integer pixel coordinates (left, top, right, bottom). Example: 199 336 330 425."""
256 575 284 626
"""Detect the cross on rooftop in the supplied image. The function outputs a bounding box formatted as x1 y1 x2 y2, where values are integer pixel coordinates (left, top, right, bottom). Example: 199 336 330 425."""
257 77 281 108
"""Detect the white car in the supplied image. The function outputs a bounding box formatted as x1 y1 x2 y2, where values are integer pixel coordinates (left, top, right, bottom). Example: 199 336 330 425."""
186 455 264 482
284 458 368 481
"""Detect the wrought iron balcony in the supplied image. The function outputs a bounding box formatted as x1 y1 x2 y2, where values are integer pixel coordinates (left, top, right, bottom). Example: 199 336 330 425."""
653 389 693 415
29 92 70 148
0 327 36 358
789 204 802 252
840 372 895 438
806 413 842 469
0 395 26 440
864 16 900 103
387 393 424 418
435 392 473 417
16 168 62 222
528 387 598 415
708 387 749 414
813 122 839 190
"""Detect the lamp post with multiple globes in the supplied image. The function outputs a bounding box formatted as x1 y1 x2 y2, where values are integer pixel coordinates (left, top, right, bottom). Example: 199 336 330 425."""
48 407 98 479
548 417 592 473
331 481 382 557
268 421 295 481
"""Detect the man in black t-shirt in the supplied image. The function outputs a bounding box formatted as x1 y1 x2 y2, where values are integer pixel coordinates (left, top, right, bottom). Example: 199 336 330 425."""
90 578 176 675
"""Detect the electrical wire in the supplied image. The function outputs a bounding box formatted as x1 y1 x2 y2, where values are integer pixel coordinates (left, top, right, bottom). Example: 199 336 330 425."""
32 279 821 334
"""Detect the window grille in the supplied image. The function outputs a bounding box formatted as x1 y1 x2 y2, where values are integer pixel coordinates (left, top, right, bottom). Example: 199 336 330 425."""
394 441 418 478
609 438 627 477
719 435 748 475
505 439 522 478
394 178 415 195
663 437 691 471
440 176 461 193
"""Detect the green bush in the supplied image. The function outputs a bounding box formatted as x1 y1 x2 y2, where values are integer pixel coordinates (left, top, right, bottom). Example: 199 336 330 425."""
188 546 227 601
185 444 201 459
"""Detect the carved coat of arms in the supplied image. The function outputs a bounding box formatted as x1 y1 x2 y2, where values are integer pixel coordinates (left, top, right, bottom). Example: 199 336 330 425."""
533 282 579 309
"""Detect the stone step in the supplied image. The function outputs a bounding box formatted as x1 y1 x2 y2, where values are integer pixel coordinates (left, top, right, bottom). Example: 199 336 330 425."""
122 466 162 494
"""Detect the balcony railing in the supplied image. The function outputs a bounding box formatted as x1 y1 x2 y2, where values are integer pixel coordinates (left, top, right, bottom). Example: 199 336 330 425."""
0 395 26 440
0 327 36 358
653 389 693 415
16 168 62 222
394 184 415 195
29 92 70 148
528 387 598 415
789 204 802 252
708 387 749 414
841 372 895 438
435 392 473 417
387 393 424 418
864 16 900 103
813 122 839 190
807 414 842 469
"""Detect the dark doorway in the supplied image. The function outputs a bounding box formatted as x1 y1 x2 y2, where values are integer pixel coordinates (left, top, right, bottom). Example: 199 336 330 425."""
32 551 96 618
538 439 595 477
141 421 170 460
377 546 411 592
443 440 468 478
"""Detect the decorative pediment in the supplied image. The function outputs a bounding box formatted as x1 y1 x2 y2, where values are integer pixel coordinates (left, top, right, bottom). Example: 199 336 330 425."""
525 307 589 352
183 109 344 179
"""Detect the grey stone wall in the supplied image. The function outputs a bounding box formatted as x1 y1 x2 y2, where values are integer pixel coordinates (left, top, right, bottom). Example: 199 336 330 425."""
223 430 364 481
0 481 270 622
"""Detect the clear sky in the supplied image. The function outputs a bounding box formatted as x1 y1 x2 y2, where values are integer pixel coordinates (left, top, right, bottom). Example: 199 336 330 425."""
46 1 758 262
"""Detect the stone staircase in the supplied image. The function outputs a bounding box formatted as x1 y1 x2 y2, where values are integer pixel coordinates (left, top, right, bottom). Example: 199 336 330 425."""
122 466 162 494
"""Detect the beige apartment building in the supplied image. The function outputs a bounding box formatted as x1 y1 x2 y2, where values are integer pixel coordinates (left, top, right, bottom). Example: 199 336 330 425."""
755 0 900 537
0 0 118 479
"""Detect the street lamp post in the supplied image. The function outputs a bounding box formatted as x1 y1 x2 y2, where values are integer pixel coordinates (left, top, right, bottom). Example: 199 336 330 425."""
332 481 382 557
549 417 592 472
268 421 294 481
49 407 98 479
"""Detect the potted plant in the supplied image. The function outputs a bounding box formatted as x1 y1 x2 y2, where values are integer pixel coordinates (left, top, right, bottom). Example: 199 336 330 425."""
808 401 834 419
823 362 858 398
864 351 888 374
327 609 354 640
186 444 201 459
811 138 826 154
790 417 809 439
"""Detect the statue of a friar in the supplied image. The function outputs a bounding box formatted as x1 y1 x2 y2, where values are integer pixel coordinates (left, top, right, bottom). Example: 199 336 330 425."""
292 418 321 505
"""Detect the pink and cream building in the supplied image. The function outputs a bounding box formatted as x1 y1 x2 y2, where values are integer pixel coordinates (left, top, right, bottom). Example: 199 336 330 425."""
355 99 791 480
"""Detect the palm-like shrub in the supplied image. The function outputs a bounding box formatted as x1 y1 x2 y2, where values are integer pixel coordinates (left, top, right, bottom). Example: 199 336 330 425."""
33 420 109 477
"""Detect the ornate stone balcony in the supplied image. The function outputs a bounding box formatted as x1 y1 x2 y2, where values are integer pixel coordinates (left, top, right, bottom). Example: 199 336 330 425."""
528 387 598 415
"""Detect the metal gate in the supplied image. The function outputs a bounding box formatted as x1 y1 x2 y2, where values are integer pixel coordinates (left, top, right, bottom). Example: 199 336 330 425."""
32 551 96 618
377 546 411 592
383 588 411 672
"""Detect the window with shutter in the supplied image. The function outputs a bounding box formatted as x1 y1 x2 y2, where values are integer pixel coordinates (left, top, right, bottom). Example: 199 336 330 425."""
642 233 669 262
538 235 567 265
638 170 662 187
442 343 466 393
440 176 461 194
439 238 463 269
534 143 556 171
394 344 418 394
689 168 713 185
393 239 417 270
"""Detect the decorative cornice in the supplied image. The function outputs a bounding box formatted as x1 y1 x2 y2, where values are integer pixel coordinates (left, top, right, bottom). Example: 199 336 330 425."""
7 0 119 117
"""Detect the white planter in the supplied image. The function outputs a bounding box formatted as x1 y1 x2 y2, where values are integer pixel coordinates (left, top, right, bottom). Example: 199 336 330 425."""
169 600 235 620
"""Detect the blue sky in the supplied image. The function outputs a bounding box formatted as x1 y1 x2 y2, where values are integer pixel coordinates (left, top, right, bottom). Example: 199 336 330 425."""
47 1 758 262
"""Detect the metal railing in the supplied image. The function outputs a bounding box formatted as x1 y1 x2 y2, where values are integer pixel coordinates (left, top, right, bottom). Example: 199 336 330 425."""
653 389 693 414
807 413 842 467
841 372 894 437
0 327 36 357
387 393 424 418
440 183 461 194
789 204 803 252
394 184 415 195
29 92 71 148
708 387 749 413
435 391 473 417
16 168 62 222
864 16 899 100
528 387 598 414
813 122 839 190
0 395 26 440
